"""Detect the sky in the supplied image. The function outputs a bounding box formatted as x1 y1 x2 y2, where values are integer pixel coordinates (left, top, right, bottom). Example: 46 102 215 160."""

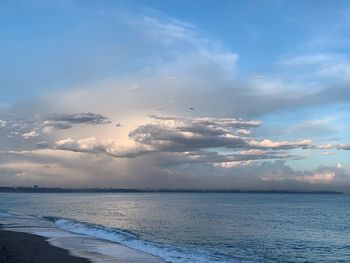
1 0 350 191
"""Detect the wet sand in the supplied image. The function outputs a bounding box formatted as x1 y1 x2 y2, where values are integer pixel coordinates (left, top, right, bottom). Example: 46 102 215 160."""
0 230 91 263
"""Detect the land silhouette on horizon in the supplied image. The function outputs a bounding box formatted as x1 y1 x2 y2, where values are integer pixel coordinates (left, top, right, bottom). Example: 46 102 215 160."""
0 186 343 194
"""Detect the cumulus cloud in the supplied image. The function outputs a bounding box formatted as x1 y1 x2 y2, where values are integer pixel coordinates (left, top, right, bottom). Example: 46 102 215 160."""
41 115 315 169
128 116 313 153
257 161 350 188
53 137 152 158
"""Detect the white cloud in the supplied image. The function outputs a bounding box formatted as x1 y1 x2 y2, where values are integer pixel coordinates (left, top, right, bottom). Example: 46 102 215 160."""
0 120 6 128
54 137 152 158
296 172 336 184
22 131 40 139
248 139 312 150
261 171 336 184
336 163 343 169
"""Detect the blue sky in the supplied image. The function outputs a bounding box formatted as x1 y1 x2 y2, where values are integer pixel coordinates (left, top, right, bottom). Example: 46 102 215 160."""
0 0 350 190
1 0 344 100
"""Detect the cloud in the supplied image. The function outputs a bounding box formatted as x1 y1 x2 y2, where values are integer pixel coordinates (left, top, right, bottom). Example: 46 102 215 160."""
37 112 112 133
46 112 111 125
128 116 312 153
22 131 40 139
336 162 343 169
41 115 315 169
0 4 349 190
336 144 350 150
50 135 295 166
43 121 72 130
318 144 350 150
257 161 349 188
0 112 111 145
247 139 312 150
149 115 261 128
0 148 348 190
153 149 292 167
128 123 247 151
235 129 250 136
0 120 6 128
320 151 334 156
53 137 152 158
262 171 336 184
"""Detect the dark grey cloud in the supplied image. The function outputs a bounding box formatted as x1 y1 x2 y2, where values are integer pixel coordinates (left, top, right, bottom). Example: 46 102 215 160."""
336 144 350 150
128 116 312 153
129 123 248 151
44 122 72 130
46 112 111 126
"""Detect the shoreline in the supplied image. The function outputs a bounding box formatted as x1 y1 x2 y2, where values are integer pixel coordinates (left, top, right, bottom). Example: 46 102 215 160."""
0 214 165 263
0 229 91 263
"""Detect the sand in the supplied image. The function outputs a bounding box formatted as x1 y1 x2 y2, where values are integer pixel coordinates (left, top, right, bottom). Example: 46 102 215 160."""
0 230 91 263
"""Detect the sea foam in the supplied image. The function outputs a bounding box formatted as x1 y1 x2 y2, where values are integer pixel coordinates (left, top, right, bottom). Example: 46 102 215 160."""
46 216 237 263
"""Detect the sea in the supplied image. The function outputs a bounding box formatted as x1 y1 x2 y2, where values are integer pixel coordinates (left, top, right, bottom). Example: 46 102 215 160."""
0 192 349 262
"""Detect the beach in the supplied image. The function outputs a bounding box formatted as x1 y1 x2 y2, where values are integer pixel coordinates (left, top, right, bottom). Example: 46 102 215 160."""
0 208 165 263
0 229 90 263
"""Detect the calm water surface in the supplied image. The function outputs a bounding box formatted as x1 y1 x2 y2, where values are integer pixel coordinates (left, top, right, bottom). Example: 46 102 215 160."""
0 193 349 262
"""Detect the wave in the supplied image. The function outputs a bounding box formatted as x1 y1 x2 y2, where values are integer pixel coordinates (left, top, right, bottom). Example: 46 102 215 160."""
0 210 13 217
44 216 237 263
0 210 23 217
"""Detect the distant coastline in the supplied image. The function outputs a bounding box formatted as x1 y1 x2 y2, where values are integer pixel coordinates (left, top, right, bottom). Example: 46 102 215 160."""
0 187 343 194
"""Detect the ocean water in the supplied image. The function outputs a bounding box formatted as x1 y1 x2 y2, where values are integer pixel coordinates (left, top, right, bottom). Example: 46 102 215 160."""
0 193 349 262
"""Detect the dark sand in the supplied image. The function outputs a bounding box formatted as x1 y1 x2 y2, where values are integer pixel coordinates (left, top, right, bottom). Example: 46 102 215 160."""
0 230 90 263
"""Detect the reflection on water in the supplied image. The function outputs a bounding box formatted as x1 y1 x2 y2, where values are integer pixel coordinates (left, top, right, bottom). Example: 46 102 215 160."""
0 193 349 262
